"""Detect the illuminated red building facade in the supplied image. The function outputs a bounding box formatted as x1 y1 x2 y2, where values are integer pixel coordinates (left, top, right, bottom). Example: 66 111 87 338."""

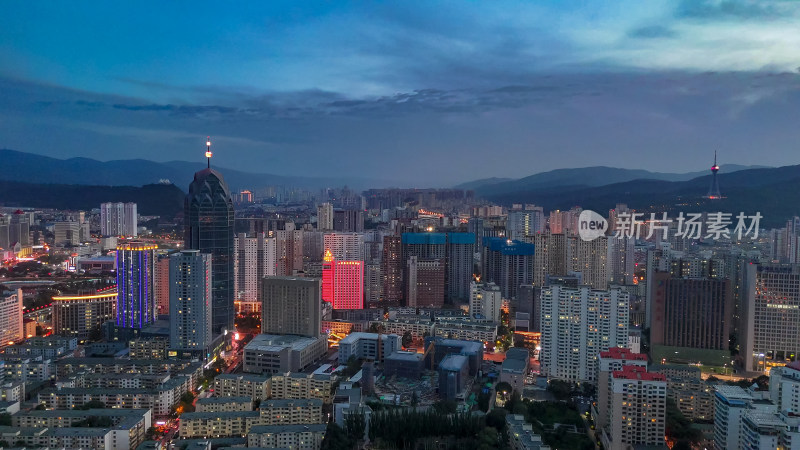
322 249 364 310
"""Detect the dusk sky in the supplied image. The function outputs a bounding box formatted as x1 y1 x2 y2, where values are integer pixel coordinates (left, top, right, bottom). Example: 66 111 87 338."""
2 1 800 186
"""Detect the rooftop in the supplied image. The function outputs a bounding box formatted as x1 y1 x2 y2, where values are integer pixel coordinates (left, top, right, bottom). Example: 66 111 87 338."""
245 334 326 352
196 396 251 404
599 347 647 361
179 411 260 420
386 351 425 363
339 332 400 344
440 354 469 372
215 373 270 383
248 423 327 434
262 398 322 408
612 366 666 382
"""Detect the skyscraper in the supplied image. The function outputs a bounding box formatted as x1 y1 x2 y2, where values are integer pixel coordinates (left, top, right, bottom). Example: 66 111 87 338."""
406 256 445 308
481 237 535 299
169 250 213 357
261 277 321 337
323 232 364 261
100 202 138 237
470 282 502 322
116 241 156 329
153 255 171 316
184 146 235 335
382 235 403 304
446 233 475 303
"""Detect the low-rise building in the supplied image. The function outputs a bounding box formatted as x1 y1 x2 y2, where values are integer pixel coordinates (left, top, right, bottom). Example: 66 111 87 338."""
506 414 550 450
179 399 323 439
243 334 327 375
500 348 529 393
384 351 425 379
11 408 151 450
195 396 253 412
268 372 333 404
433 318 497 343
129 338 168 359
259 399 323 425
246 424 327 450
439 354 469 400
213 374 270 401
338 332 401 363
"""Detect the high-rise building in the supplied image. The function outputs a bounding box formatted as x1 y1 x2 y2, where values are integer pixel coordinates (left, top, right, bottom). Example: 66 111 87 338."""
169 250 213 357
531 233 568 286
0 289 23 348
649 272 733 363
5 210 30 247
742 263 800 372
481 237 535 299
261 277 321 337
52 290 116 340
184 160 235 335
406 257 445 308
507 208 544 240
469 282 502 322
323 233 364 261
602 366 667 450
234 232 277 303
382 235 403 304
322 250 364 310
595 347 649 430
317 203 334 231
333 209 364 232
153 255 171 316
607 237 635 285
100 202 138 237
115 241 156 329
446 233 475 303
276 226 303 276
540 284 629 382
568 235 609 290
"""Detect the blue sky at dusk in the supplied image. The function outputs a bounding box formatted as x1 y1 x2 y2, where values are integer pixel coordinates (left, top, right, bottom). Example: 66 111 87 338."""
2 1 800 185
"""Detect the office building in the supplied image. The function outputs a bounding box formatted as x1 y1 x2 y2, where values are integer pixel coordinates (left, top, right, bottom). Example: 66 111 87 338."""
470 282 502 322
317 202 334 231
601 366 667 450
54 220 81 246
742 263 800 372
322 250 364 310
52 290 116 340
406 256 445 308
184 163 235 335
482 237 535 299
234 232 277 303
261 277 321 337
100 202 138 237
0 289 23 348
540 285 629 382
116 242 156 329
169 250 213 358
649 272 733 365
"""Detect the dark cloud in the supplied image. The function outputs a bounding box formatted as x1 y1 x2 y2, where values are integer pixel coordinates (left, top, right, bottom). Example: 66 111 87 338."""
627 25 677 39
677 0 796 19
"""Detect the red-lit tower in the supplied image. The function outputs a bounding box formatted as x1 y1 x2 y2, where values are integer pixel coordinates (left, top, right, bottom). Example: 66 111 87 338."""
706 151 722 199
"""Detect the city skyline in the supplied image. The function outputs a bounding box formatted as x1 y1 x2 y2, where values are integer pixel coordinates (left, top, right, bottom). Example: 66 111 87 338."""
2 2 800 184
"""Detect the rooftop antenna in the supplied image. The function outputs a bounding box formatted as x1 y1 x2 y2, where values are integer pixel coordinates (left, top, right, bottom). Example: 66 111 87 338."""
205 137 212 169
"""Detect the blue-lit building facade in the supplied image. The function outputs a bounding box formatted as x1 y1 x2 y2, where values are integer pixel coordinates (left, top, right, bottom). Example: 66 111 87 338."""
482 237 535 299
116 241 156 329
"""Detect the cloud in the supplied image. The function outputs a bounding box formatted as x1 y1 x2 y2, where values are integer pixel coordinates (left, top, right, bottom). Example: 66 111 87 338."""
627 25 677 39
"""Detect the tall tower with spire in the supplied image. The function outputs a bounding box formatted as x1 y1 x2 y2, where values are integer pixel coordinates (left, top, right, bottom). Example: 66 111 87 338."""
184 137 235 335
706 151 722 199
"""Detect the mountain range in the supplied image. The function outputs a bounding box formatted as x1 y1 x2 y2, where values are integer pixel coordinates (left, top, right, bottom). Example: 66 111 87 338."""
0 149 395 191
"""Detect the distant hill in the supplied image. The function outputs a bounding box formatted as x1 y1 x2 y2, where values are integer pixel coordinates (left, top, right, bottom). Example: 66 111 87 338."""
480 165 800 228
462 164 769 197
0 180 185 219
0 149 394 190
453 177 515 190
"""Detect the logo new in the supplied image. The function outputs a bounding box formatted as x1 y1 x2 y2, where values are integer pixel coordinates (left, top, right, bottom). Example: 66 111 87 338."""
578 210 608 241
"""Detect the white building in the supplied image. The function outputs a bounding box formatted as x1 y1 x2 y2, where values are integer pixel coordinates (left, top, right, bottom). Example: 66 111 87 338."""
602 365 667 450
234 232 277 303
323 232 364 261
595 347 649 430
540 285 629 382
169 250 213 358
338 332 401 363
0 289 23 348
100 202 137 237
469 282 502 322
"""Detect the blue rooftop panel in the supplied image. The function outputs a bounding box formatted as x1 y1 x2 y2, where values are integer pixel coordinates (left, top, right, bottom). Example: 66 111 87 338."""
402 233 447 245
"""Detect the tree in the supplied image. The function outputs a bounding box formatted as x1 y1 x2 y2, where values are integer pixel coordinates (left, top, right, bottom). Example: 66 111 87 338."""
411 391 419 408
495 381 513 396
0 414 10 426
476 427 499 450
0 441 8 448
485 409 508 431
402 331 413 348
547 380 573 401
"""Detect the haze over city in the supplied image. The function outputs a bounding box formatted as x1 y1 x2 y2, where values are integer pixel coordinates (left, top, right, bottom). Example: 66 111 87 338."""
2 1 800 185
